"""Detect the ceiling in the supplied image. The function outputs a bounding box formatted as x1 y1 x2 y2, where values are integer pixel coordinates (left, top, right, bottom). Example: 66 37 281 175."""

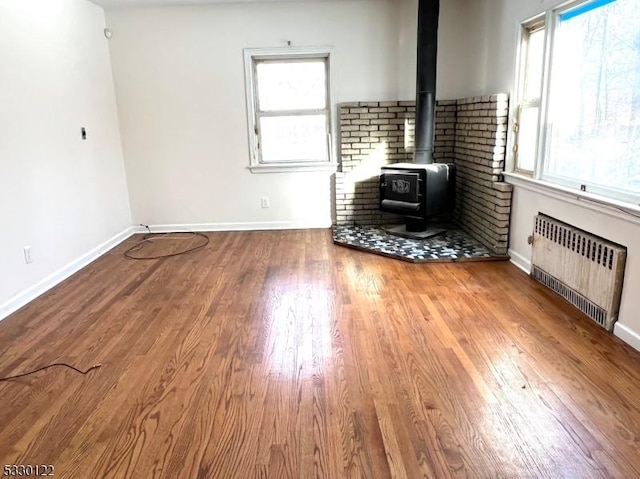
90 0 341 8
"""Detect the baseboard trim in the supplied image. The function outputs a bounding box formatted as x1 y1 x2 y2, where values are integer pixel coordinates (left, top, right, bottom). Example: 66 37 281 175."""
134 220 333 234
508 248 531 274
0 227 136 322
613 323 640 353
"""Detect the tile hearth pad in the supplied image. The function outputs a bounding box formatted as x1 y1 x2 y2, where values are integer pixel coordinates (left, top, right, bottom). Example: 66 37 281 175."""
333 225 507 263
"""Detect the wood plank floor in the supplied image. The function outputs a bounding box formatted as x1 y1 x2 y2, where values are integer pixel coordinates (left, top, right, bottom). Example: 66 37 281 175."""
1 229 640 478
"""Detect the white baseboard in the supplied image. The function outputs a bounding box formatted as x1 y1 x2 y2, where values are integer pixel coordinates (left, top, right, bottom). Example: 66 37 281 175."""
0 227 136 322
134 220 333 234
508 248 531 274
614 323 640 353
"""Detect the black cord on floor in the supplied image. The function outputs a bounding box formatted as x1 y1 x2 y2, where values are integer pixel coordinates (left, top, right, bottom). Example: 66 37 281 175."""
124 228 210 260
0 363 102 382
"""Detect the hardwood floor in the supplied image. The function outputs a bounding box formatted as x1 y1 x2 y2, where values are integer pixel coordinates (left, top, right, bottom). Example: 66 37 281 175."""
1 229 639 478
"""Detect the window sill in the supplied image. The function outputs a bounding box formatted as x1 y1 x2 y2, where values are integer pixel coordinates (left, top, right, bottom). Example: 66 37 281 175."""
503 171 640 226
248 162 338 174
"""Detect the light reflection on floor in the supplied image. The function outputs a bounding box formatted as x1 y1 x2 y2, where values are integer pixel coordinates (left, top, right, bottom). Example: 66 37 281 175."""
264 282 334 378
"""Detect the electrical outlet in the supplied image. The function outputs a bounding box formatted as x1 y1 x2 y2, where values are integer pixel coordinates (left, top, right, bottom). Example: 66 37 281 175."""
260 197 270 208
23 245 33 264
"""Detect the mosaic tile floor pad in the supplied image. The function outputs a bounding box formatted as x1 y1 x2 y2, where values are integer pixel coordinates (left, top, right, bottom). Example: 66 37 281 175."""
333 225 508 263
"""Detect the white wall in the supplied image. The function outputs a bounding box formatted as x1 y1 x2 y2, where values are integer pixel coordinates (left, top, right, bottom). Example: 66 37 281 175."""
0 0 132 317
469 0 640 349
105 0 474 228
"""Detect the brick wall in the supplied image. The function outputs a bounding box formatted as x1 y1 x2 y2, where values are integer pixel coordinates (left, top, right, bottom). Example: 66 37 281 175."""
335 101 415 226
454 94 512 255
334 95 513 255
433 99 456 162
335 99 460 226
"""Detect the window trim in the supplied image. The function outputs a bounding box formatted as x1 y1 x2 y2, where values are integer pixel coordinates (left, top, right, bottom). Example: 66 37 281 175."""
512 14 547 175
243 46 337 173
508 0 640 206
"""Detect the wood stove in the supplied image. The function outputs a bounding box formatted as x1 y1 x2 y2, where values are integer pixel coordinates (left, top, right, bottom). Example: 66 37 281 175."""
380 162 455 237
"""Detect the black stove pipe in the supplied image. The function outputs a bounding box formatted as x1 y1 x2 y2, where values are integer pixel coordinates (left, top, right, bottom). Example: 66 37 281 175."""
414 0 439 165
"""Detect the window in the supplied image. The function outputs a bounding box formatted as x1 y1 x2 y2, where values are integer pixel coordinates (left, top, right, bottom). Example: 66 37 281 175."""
513 0 640 204
515 20 545 173
244 47 334 172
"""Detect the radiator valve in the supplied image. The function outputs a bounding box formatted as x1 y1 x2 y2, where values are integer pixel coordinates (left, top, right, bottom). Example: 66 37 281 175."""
527 234 534 245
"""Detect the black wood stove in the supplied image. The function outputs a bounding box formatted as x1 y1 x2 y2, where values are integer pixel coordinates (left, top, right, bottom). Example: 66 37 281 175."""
380 162 455 238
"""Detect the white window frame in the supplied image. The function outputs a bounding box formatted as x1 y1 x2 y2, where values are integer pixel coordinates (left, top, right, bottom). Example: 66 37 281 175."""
513 15 547 175
243 46 337 173
508 0 640 209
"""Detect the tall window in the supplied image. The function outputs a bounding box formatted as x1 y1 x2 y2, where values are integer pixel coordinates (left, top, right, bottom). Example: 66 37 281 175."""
514 0 640 204
244 48 333 171
515 20 545 173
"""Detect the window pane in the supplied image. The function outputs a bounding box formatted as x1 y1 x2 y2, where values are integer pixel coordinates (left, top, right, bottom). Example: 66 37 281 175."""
256 61 326 111
524 28 545 101
546 0 640 194
260 115 328 163
517 107 539 171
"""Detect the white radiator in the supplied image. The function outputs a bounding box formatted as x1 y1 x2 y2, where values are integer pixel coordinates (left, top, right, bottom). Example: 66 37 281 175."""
531 214 626 331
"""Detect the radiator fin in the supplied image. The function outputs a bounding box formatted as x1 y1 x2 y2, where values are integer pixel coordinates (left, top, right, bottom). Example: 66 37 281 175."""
532 266 608 328
531 214 626 331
